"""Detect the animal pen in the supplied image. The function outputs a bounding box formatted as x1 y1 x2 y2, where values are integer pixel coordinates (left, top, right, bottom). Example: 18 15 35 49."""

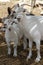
0 0 43 65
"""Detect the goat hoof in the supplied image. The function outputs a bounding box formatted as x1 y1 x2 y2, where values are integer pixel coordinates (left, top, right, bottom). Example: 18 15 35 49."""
13 54 17 57
7 54 11 57
35 57 41 62
26 56 31 61
8 52 11 55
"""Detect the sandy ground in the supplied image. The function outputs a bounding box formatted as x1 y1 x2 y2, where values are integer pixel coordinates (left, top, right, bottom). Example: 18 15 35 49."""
0 38 43 65
0 0 43 18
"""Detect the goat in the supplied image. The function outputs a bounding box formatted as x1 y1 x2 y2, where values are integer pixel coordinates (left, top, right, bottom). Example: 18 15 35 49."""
16 10 43 62
3 17 27 57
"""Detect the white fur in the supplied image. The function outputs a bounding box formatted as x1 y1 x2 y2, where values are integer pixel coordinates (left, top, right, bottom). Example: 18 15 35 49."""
17 12 43 62
3 18 27 56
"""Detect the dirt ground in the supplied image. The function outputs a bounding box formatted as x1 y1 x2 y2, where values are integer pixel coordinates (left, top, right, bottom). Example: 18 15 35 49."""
0 35 43 65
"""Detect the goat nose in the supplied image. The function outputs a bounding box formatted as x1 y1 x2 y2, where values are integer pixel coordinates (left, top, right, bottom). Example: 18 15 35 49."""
9 28 11 31
17 18 20 22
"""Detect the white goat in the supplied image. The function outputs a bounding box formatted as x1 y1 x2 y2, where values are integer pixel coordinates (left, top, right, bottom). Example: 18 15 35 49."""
16 11 43 62
3 17 27 57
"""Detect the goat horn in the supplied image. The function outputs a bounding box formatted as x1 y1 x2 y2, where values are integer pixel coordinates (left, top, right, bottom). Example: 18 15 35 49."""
21 4 32 7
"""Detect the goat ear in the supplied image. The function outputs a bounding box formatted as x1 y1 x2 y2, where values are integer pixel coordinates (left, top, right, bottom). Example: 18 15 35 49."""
17 4 19 7
7 7 11 15
0 18 2 23
23 9 26 12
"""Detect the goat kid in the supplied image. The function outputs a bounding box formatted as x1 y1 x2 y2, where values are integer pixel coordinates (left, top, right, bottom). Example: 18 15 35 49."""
3 18 27 57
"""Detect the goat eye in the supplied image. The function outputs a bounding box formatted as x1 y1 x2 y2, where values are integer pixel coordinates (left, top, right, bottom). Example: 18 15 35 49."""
15 17 16 19
13 11 16 13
